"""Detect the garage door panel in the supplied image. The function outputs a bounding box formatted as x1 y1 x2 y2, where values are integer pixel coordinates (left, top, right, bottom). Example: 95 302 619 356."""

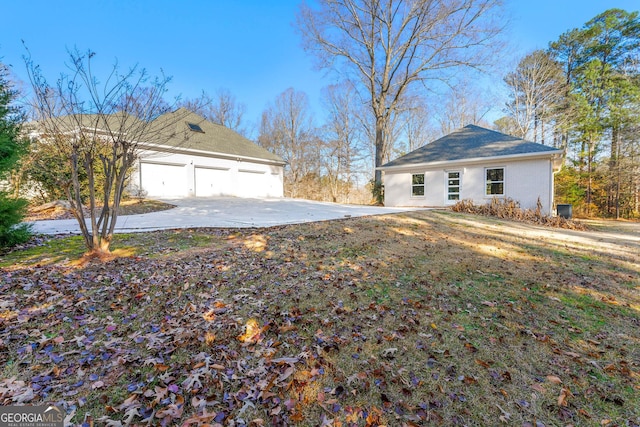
237 170 266 198
140 162 187 198
195 167 230 197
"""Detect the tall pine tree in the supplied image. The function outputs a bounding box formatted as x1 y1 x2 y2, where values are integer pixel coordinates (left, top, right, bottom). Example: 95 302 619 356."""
0 62 30 249
547 9 640 217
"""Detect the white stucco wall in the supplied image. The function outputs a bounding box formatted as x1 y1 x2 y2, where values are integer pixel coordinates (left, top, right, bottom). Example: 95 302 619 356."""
382 156 555 214
129 149 284 199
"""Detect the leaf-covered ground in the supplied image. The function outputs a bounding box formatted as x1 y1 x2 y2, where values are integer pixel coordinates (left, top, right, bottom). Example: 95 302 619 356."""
1 211 638 426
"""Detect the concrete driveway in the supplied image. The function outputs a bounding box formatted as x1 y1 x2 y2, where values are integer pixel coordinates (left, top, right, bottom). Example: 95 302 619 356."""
27 197 423 235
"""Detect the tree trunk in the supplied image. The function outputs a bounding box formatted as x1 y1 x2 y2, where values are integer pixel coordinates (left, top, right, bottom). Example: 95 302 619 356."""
609 125 619 217
615 160 621 219
586 137 593 217
374 116 385 203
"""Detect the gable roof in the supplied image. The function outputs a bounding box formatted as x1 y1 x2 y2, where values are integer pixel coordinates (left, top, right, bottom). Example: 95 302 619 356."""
380 125 562 169
148 108 284 164
28 108 284 165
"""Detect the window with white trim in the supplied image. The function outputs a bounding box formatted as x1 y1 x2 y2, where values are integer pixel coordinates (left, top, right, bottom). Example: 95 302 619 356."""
447 171 461 201
485 168 504 196
411 173 425 197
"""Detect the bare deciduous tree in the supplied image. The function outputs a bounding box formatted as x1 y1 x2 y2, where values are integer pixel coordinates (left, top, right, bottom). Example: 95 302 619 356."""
26 48 188 256
180 88 247 135
434 80 494 135
257 88 318 198
503 50 567 143
297 0 503 201
493 115 520 136
401 98 435 152
321 83 365 202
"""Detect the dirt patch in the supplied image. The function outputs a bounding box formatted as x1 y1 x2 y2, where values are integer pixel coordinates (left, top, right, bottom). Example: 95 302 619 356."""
582 218 640 235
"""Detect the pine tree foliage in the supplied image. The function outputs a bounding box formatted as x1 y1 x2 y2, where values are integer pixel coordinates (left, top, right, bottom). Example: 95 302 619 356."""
502 9 640 218
0 62 30 249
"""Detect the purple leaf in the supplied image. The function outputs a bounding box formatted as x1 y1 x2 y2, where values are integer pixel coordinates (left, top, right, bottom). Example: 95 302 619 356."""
214 412 226 423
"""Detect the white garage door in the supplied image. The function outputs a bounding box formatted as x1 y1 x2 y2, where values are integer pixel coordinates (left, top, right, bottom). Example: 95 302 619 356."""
237 170 266 198
195 167 231 197
140 162 187 198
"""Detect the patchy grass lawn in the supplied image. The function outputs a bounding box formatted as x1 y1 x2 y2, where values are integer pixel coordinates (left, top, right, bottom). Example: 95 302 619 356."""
1 211 638 426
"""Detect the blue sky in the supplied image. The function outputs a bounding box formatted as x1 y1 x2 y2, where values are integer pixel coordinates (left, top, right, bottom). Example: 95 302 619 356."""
1 0 638 134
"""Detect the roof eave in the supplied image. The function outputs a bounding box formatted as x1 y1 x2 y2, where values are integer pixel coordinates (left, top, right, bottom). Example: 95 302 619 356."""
137 141 286 166
377 150 564 172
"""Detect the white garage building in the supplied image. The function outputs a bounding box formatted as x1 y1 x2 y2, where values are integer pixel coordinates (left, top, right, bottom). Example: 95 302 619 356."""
131 108 285 199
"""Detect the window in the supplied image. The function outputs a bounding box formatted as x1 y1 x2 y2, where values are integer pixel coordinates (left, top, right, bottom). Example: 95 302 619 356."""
412 173 425 197
447 171 460 201
187 122 204 133
485 168 504 196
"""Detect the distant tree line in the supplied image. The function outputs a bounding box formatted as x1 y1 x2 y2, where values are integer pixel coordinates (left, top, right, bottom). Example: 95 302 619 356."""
499 9 640 218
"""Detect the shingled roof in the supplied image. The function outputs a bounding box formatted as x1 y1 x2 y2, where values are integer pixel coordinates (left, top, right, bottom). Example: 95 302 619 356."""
28 108 284 165
148 108 284 164
381 125 562 168
27 112 145 137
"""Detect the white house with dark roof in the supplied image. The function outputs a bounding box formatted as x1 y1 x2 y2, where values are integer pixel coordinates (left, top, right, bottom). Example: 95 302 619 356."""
378 125 563 215
130 108 285 198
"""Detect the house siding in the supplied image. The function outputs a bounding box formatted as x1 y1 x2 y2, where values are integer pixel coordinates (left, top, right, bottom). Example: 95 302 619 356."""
383 157 555 214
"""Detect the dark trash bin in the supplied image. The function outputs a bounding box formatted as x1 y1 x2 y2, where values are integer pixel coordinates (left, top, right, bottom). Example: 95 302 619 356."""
557 204 572 219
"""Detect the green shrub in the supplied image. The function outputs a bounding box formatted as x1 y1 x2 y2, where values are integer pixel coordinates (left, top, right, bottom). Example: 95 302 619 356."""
0 192 31 249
